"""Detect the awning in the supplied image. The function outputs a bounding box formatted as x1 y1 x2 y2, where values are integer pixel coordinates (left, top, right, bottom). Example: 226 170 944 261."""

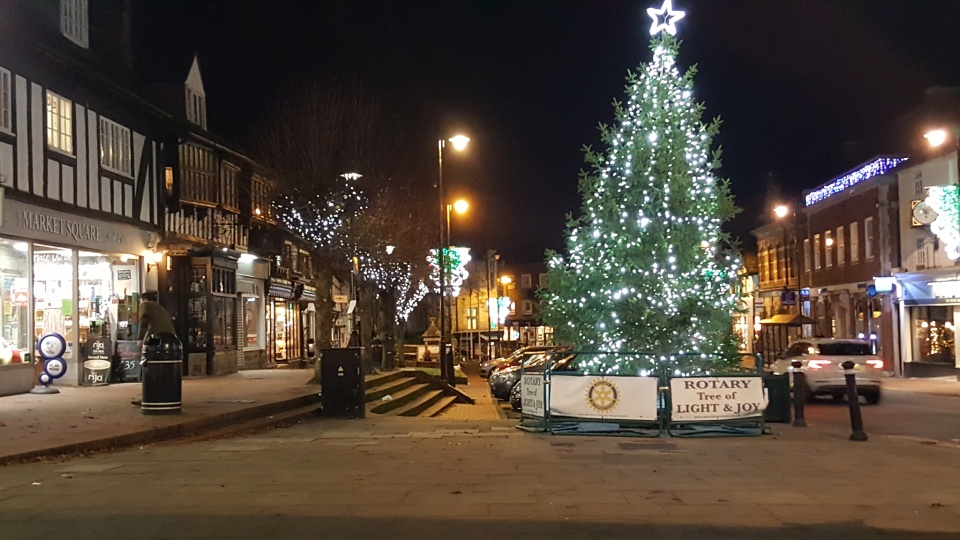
267 279 296 299
759 313 817 326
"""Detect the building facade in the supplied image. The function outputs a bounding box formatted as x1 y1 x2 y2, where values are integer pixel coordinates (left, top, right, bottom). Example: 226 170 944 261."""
0 1 165 393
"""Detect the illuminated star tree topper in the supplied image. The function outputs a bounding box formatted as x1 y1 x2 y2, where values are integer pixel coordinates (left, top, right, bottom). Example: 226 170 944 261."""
647 0 685 36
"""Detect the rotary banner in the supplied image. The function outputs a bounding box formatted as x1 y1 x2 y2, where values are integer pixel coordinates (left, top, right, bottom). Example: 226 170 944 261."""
550 376 658 421
670 377 767 421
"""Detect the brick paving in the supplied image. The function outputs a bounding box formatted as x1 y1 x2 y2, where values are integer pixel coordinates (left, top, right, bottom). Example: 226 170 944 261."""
435 375 505 421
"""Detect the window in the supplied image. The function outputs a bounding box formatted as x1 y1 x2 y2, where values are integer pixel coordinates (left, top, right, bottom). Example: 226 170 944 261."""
98 117 132 176
179 143 216 203
917 238 927 267
837 226 845 267
770 244 780 281
761 246 769 282
850 221 859 264
220 163 240 211
466 307 478 330
914 171 923 195
824 231 833 268
539 273 549 287
509 301 516 316
864 217 874 261
520 274 532 288
0 67 11 133
251 174 276 222
803 238 811 273
46 91 73 154
211 296 236 350
186 88 206 129
813 234 821 270
60 0 89 48
522 300 533 315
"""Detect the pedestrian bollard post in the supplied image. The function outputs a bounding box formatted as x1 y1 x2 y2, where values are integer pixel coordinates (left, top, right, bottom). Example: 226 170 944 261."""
790 360 807 427
841 360 868 441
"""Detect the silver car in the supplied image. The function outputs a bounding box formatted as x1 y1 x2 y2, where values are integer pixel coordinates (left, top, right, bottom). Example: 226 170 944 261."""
772 338 883 404
479 346 554 378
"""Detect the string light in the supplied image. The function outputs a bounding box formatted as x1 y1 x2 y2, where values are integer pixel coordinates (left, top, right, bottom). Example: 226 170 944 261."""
804 157 908 207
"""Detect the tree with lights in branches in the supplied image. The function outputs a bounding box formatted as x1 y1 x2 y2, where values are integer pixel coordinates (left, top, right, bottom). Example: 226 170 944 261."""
541 1 742 375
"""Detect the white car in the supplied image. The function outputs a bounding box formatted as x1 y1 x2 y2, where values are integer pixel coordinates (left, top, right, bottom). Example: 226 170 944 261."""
772 338 883 404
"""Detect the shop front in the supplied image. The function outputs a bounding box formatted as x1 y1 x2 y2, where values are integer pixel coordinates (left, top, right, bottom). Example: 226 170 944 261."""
899 273 960 378
237 255 268 370
301 284 317 362
0 198 154 392
266 278 303 365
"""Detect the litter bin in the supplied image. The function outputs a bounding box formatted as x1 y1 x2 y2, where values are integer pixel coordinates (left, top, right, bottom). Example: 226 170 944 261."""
370 338 383 372
320 347 364 418
762 373 791 423
141 332 183 415
383 335 395 371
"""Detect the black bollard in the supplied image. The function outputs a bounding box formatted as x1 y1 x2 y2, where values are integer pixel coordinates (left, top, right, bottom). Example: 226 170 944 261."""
841 360 868 441
791 360 807 427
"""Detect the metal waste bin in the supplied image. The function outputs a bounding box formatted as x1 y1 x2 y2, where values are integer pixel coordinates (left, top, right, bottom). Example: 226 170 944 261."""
320 347 364 418
370 338 383 372
762 373 791 423
141 333 183 415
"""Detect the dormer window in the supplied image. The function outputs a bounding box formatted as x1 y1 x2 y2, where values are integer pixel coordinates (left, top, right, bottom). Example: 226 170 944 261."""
60 0 89 49
186 88 206 129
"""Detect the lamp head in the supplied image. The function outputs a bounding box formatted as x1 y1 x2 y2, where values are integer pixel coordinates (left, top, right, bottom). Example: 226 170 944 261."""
773 205 790 219
500 275 512 285
924 129 949 148
453 199 469 214
448 135 470 151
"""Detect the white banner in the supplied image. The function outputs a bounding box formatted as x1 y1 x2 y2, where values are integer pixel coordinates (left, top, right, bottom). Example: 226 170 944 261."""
521 374 545 417
670 377 766 421
550 376 658 421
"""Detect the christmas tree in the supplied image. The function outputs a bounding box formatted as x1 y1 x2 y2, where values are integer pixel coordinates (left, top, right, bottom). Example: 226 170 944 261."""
541 1 741 374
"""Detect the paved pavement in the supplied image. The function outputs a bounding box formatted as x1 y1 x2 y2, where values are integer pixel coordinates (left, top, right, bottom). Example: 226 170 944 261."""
0 370 958 537
0 369 957 463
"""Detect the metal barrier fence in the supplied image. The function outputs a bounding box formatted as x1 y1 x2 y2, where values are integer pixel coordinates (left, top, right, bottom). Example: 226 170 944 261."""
518 351 765 438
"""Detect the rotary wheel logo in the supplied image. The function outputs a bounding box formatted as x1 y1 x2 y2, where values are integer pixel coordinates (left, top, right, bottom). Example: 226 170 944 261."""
585 379 620 413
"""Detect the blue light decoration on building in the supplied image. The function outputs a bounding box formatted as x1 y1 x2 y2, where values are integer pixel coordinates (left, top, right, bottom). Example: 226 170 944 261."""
804 157 909 207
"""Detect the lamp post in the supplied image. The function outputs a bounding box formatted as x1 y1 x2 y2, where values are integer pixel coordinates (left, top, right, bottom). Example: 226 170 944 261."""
773 204 803 319
438 135 469 385
499 275 512 347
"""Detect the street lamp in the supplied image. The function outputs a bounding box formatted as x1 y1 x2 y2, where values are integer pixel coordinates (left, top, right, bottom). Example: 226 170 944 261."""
438 135 469 385
773 204 803 318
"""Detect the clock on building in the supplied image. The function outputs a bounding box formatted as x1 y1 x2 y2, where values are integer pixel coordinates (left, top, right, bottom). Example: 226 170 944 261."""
912 200 938 226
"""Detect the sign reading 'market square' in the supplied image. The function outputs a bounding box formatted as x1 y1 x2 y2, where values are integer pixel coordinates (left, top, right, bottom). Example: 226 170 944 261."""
1 198 148 254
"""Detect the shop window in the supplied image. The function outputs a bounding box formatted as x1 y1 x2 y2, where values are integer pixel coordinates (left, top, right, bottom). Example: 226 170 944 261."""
912 306 955 365
211 296 235 350
0 240 31 364
33 245 74 360
271 300 301 362
242 295 263 349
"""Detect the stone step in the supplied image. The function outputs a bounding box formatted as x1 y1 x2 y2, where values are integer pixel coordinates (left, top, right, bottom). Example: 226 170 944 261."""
366 375 418 402
367 383 430 415
385 390 445 417
364 369 410 390
421 395 459 418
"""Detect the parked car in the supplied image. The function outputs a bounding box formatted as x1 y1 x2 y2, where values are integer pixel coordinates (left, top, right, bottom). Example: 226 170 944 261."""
489 348 576 402
771 338 883 404
479 346 555 378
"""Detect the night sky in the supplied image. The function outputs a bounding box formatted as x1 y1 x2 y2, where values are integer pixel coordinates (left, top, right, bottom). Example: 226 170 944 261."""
134 0 960 264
